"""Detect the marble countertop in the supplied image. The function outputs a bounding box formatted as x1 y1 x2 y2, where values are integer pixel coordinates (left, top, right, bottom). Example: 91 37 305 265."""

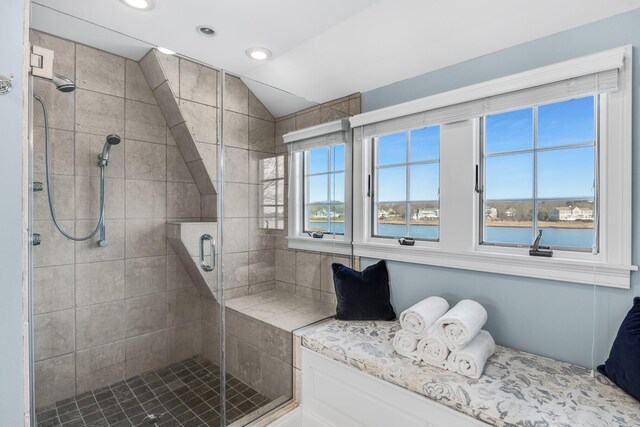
300 319 640 427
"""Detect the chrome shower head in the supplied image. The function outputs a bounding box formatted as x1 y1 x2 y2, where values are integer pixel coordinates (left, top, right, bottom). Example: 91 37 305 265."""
52 74 75 92
100 134 122 166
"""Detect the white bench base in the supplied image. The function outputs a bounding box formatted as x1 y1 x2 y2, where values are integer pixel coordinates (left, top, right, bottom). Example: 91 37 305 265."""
271 348 486 427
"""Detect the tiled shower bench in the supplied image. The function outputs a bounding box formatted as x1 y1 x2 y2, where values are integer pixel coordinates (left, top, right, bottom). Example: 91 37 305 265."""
286 319 640 427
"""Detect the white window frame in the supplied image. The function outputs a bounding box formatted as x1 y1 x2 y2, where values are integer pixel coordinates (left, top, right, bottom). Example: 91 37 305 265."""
285 119 352 255
351 46 636 288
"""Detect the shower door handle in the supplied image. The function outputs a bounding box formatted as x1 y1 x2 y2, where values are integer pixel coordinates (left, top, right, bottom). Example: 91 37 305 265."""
199 234 216 272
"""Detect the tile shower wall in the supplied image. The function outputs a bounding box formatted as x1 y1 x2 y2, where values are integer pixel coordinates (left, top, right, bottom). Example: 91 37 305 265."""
273 94 361 303
30 31 205 408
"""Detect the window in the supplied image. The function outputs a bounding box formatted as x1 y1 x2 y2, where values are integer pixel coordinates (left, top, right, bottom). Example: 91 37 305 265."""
373 126 440 240
481 96 596 251
285 119 352 255
259 155 285 230
351 46 633 288
304 144 345 234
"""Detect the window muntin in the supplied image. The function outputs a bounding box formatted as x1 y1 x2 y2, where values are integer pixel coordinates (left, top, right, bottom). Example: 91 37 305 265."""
259 155 285 229
304 144 345 234
373 126 440 240
481 96 596 251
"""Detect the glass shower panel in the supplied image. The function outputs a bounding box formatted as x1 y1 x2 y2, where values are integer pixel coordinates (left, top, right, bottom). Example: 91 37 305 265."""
28 7 225 426
220 71 358 426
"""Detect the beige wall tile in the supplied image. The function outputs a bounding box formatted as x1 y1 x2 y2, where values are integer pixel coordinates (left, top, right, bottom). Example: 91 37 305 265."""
125 60 156 105
166 254 195 290
275 117 296 154
261 324 292 363
224 146 249 183
224 110 249 149
75 260 125 306
33 220 75 267
35 353 76 408
76 300 125 350
33 79 75 131
167 322 202 363
320 254 351 294
166 146 194 183
156 50 180 95
275 249 295 284
237 341 261 390
186 160 215 195
260 352 292 399
139 50 167 91
295 252 322 290
125 100 167 144
224 182 249 218
153 81 184 128
169 122 199 162
125 219 167 258
126 256 167 298
76 44 125 97
167 182 201 219
33 265 75 315
222 218 249 254
249 117 275 153
33 174 74 221
179 59 217 106
75 341 125 394
124 329 167 377
30 30 76 79
237 315 261 346
75 176 124 220
249 92 273 121
75 132 125 178
167 288 201 326
125 140 166 181
249 282 275 294
75 89 125 137
295 108 321 129
225 75 248 114
34 309 75 361
180 99 217 144
249 249 275 285
125 180 166 219
223 252 249 290
33 127 74 175
125 293 167 338
248 221 275 251
75 219 125 263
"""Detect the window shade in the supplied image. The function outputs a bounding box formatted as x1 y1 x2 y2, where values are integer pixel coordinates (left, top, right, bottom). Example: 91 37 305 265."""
283 118 350 153
361 69 619 139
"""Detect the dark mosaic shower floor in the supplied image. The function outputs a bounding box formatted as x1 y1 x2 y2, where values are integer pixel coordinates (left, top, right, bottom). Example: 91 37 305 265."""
35 356 272 427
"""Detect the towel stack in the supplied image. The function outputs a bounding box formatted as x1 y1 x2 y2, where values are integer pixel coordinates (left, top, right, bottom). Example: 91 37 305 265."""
394 298 496 379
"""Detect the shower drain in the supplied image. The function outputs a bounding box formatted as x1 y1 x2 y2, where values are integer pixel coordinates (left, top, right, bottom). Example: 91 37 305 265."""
143 413 164 424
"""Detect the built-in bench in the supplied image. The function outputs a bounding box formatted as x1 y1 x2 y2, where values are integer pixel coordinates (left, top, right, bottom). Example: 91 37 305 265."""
285 319 640 427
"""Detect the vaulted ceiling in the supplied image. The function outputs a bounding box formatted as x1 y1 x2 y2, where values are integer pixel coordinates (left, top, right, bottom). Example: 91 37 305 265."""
31 0 640 116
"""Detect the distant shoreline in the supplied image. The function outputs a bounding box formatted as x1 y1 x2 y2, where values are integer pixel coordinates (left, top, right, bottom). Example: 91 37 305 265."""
309 219 593 229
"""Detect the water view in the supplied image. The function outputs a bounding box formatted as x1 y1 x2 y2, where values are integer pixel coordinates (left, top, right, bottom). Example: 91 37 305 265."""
308 222 593 249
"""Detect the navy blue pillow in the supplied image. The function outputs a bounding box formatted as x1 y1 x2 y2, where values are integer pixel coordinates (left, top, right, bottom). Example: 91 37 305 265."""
332 260 396 321
598 297 640 401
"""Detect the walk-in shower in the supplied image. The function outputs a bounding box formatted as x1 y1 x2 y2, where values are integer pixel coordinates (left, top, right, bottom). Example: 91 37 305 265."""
33 73 120 245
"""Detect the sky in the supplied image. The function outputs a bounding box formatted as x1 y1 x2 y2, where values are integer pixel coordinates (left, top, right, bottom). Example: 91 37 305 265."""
304 95 595 210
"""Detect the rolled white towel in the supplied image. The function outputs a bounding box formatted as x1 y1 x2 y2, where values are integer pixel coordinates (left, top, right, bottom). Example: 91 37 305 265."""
447 330 495 379
417 326 450 369
435 299 488 351
399 296 449 335
393 329 421 360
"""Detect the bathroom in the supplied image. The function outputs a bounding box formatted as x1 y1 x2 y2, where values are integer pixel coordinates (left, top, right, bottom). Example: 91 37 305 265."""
2 1 640 426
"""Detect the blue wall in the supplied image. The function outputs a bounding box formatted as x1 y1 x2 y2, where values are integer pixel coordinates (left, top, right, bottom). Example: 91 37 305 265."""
0 0 27 424
360 10 640 368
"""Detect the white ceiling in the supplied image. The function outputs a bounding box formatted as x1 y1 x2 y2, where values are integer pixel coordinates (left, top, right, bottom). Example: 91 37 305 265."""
31 0 640 116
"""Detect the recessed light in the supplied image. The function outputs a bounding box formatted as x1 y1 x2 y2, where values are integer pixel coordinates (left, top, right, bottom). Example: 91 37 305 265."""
120 0 154 10
246 47 272 61
196 25 216 37
157 47 175 55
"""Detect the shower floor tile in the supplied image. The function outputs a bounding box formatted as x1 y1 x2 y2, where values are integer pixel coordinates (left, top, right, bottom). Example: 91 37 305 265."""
34 356 272 427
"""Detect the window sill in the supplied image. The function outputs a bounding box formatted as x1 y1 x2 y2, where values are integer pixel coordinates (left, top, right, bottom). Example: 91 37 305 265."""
288 236 353 255
353 242 636 289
